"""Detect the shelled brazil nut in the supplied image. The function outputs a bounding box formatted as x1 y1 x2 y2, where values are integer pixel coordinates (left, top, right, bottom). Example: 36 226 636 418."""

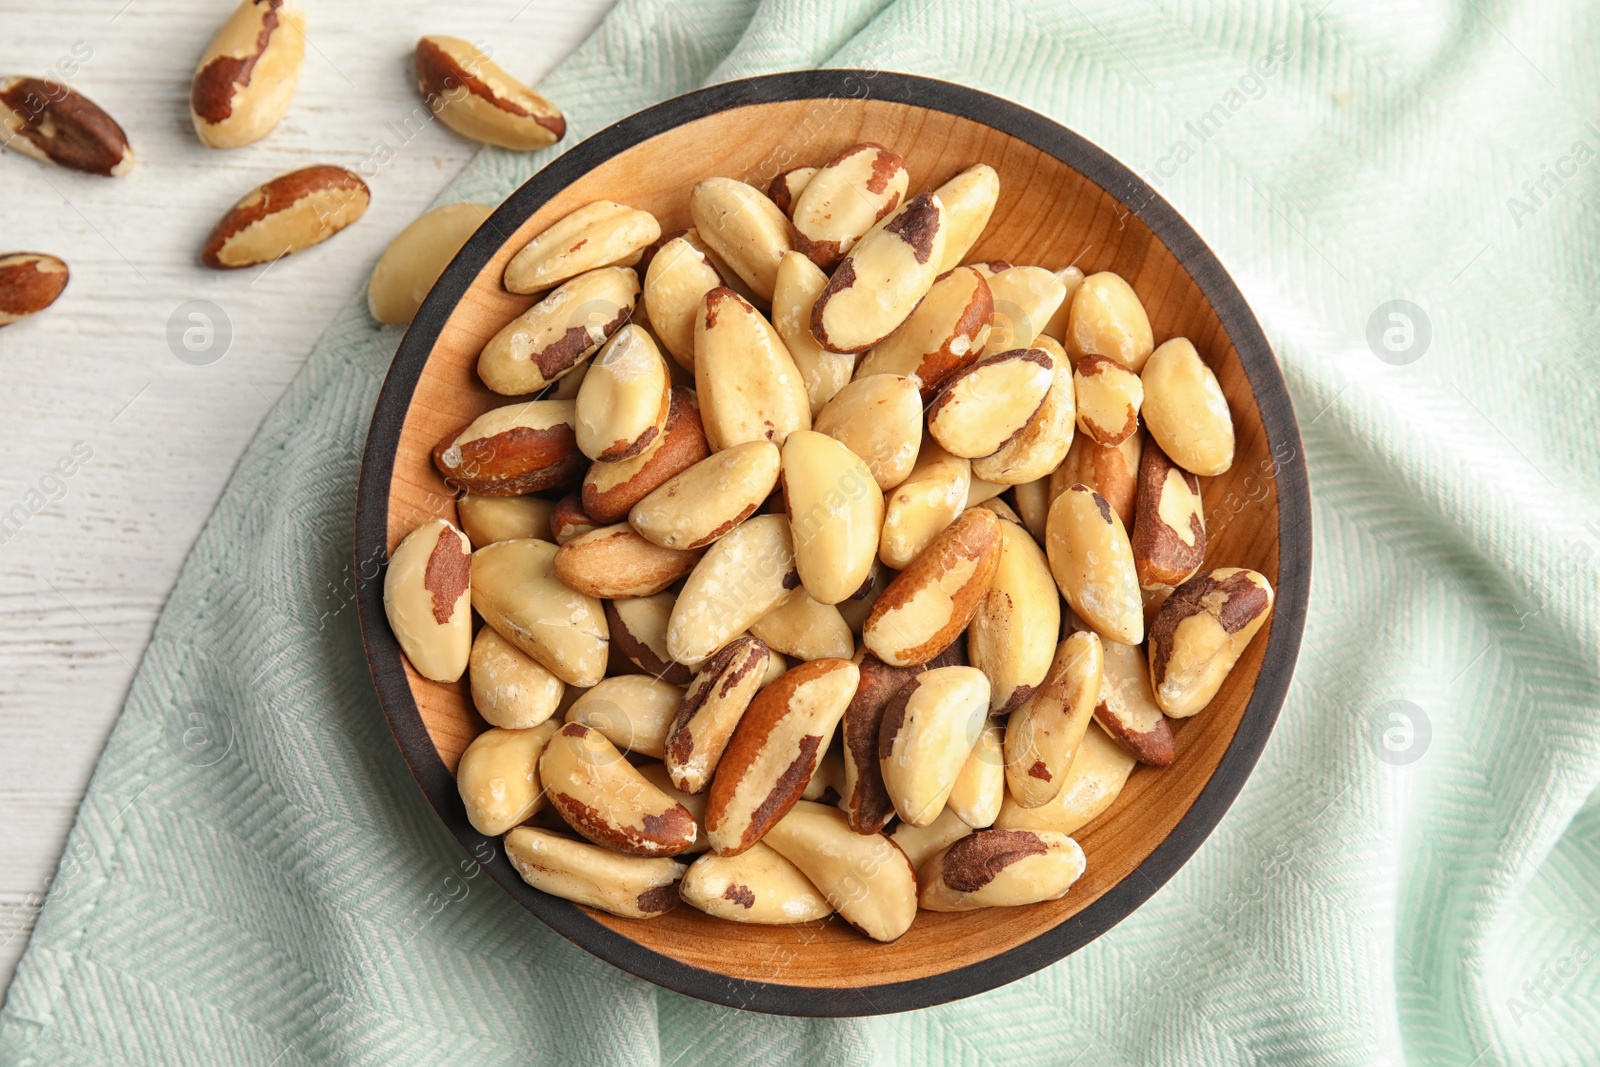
377 142 1274 943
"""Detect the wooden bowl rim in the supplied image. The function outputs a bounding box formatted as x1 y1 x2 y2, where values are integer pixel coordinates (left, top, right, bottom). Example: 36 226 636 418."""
354 69 1311 1016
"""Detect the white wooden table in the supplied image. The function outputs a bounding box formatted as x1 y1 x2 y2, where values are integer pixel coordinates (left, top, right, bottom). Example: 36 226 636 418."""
0 0 614 992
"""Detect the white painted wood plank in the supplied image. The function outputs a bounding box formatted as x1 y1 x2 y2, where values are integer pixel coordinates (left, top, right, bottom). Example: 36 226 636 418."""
0 0 616 992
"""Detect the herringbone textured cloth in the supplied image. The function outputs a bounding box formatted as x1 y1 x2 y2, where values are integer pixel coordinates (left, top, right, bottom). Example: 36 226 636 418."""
4 1 1598 1063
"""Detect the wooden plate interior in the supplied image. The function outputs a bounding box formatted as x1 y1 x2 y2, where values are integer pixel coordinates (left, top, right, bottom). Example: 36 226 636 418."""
378 92 1287 998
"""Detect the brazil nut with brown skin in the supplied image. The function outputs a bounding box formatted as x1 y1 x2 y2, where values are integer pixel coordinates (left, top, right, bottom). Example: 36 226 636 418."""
1003 631 1103 808
382 519 472 683
1147 567 1274 717
680 842 832 924
927 348 1055 459
1093 638 1174 766
1131 442 1206 591
432 400 582 496
603 592 692 684
694 287 812 450
878 665 990 827
504 827 684 919
202 165 368 269
1050 430 1142 530
415 35 565 152
810 192 947 354
548 493 598 544
504 200 660 295
664 635 772 794
918 828 1085 911
967 513 1060 715
790 142 908 269
575 325 672 462
995 721 1135 837
1074 354 1144 446
854 266 994 400
553 523 701 599
0 253 68 326
581 386 708 523
539 722 697 856
704 658 859 855
767 166 817 217
1 77 133 176
190 0 305 150
971 337 1077 486
864 507 1002 668
477 266 638 396
628 441 780 551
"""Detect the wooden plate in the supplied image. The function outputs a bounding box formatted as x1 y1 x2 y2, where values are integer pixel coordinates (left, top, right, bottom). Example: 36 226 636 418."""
355 70 1310 1016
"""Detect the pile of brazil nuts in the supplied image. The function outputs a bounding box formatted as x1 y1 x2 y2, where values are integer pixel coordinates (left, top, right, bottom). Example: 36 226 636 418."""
383 143 1276 942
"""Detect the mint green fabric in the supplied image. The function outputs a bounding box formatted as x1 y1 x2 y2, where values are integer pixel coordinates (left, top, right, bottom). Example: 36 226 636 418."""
5 1 1598 1063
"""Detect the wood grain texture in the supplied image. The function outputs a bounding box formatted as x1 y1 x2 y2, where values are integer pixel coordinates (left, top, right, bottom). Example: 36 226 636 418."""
0 0 613 994
356 71 1311 1013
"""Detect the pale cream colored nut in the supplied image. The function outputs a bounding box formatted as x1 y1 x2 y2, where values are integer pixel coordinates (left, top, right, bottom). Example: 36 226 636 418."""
1040 266 1085 342
1094 638 1173 766
948 721 1004 828
1147 567 1273 717
0 77 133 176
478 266 639 395
628 440 780 550
545 359 590 399
772 251 856 416
471 538 608 686
1046 485 1142 645
202 165 368 269
457 492 554 549
637 762 711 853
688 177 793 301
840 653 913 833
971 337 1077 485
995 721 1134 836
574 325 671 461
932 164 1000 273
891 805 974 870
878 438 970 569
539 722 696 855
469 625 564 729
791 142 908 269
680 841 832 923
667 514 798 667
504 827 683 919
982 266 1069 356
1003 631 1104 809
749 593 854 661
1074 353 1144 447
1132 442 1206 592
603 593 692 685
432 400 582 496
694 287 811 450
582 386 709 522
415 35 564 151
190 0 306 150
967 516 1060 715
383 519 472 683
854 266 993 400
1140 337 1235 476
968 260 1013 278
801 744 845 802
865 507 1002 667
643 232 722 372
782 430 884 606
927 348 1055 460
705 658 859 855
967 475 1007 509
974 496 1021 524
1011 477 1051 543
918 828 1085 911
810 192 948 354
1050 430 1142 530
766 166 817 216
763 800 917 942
664 635 771 794
1066 271 1154 371
0 252 68 326
878 665 990 827
564 675 684 759
504 201 659 295
549 492 598 544
456 721 558 836
812 374 923 492
552 522 701 598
